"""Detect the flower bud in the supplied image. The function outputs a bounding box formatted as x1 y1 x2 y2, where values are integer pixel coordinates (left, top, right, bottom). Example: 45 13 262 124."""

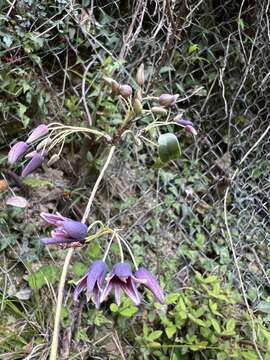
36 137 52 151
21 153 44 177
151 107 168 116
111 79 120 95
103 76 114 86
159 94 179 107
133 98 143 114
26 124 49 143
8 141 28 164
185 125 198 136
119 84 132 98
135 89 142 102
25 150 38 159
136 63 144 86
47 154 60 166
174 117 197 136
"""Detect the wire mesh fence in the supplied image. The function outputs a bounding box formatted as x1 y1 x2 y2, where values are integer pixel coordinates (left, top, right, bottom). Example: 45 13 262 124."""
1 0 270 305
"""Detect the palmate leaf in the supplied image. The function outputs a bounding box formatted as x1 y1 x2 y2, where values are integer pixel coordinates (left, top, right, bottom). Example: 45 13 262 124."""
158 133 181 163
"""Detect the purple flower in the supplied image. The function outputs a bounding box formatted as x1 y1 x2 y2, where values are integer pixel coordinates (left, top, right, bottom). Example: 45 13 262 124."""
100 262 145 306
8 141 28 164
74 260 107 309
21 153 44 177
26 124 49 143
135 267 165 304
174 117 197 136
40 212 88 245
159 94 179 107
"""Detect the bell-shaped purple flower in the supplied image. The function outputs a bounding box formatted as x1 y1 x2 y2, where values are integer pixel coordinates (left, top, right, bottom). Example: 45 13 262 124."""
74 260 107 309
8 141 28 164
21 153 44 177
100 262 145 306
40 212 88 245
135 267 165 304
26 124 49 143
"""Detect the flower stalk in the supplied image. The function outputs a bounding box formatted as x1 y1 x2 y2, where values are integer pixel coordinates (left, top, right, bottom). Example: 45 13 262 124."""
49 145 116 360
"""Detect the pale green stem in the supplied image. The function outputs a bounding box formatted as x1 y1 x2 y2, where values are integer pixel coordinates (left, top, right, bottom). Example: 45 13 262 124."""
115 233 124 263
102 232 115 262
49 145 116 360
119 236 138 270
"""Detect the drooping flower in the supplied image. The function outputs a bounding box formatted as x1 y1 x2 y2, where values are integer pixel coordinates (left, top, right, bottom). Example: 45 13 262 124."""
26 124 49 143
8 141 29 164
159 94 179 107
135 267 165 304
21 153 44 177
74 260 107 309
174 117 197 136
100 262 145 306
40 212 88 245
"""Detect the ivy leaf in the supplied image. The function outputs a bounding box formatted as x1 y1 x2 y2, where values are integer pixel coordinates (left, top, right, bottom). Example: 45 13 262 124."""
158 133 181 163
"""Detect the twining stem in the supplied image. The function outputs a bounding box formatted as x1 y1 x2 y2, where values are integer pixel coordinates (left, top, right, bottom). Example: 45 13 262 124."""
49 145 116 360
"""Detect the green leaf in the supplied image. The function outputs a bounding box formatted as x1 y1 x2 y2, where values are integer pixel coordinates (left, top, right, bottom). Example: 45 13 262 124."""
225 318 236 333
28 265 60 290
3 34 13 47
165 325 177 339
73 261 87 277
188 43 199 54
147 330 163 341
158 133 181 163
166 293 180 304
188 314 206 327
242 351 259 360
143 322 149 337
120 305 138 317
22 177 53 187
256 301 270 314
110 303 118 312
211 318 221 334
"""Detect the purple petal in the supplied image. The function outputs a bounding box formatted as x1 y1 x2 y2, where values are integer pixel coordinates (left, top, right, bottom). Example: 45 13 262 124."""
185 125 198 136
21 153 44 177
135 267 165 304
40 212 65 226
112 262 132 279
26 124 49 143
74 275 87 301
62 219 88 242
8 142 28 164
41 237 74 245
86 261 107 300
176 119 193 127
100 279 114 303
51 230 70 240
122 278 141 305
